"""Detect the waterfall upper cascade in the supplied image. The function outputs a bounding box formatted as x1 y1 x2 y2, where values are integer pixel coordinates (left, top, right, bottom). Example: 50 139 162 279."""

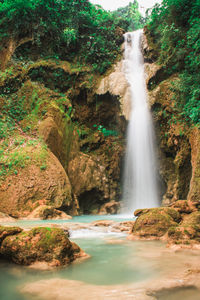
122 30 159 214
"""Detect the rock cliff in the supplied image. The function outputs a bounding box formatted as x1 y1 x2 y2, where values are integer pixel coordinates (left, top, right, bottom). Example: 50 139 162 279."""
0 49 126 217
143 28 200 207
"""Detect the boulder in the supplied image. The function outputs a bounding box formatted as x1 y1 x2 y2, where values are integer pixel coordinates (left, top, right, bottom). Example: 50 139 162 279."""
0 151 74 217
112 221 135 233
167 211 200 246
131 208 181 239
0 226 22 244
0 227 88 267
92 220 115 227
99 201 120 215
134 208 151 217
27 206 72 220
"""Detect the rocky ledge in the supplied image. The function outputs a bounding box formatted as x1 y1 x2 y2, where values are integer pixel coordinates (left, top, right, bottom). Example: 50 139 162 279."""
26 205 72 220
129 201 200 249
0 226 88 269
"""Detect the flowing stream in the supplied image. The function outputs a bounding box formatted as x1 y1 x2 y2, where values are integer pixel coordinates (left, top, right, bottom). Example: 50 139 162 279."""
122 30 159 213
1 216 200 300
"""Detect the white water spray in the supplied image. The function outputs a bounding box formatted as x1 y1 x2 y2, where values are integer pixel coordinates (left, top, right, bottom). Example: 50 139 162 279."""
122 30 159 214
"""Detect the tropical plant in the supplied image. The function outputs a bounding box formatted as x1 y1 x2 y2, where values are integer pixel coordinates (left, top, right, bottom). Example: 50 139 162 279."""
148 0 200 124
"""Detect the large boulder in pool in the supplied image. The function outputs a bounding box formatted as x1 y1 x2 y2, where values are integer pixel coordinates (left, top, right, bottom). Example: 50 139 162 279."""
0 227 88 268
130 208 181 239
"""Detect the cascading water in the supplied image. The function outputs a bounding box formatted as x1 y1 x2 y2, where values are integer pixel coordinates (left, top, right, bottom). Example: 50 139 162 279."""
122 30 159 214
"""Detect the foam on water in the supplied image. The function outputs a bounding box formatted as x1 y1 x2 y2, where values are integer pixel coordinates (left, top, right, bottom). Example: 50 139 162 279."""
70 228 126 239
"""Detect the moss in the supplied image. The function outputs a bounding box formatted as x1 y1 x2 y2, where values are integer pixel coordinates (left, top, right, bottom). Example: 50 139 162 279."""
0 226 22 244
0 226 83 266
184 229 190 236
11 227 69 254
133 208 179 238
167 213 200 244
175 241 181 245
163 207 182 223
0 226 22 235
0 135 48 182
168 226 183 239
183 240 190 245
168 226 177 235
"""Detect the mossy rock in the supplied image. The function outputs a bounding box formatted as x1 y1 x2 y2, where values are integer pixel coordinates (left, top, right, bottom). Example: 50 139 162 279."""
167 212 200 244
181 211 200 226
0 226 22 244
27 205 72 220
134 207 181 223
132 208 180 238
171 200 194 214
0 227 85 266
168 225 200 244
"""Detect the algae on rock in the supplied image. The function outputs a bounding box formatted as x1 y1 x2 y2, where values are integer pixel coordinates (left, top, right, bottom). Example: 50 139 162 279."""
0 227 87 267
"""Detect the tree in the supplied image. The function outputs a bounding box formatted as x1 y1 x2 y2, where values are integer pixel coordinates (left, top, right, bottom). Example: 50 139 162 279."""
148 0 200 124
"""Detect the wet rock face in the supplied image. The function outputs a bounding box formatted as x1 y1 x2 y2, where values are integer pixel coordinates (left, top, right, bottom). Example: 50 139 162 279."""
68 79 126 214
143 29 200 206
148 76 193 205
141 27 159 64
187 128 200 203
68 153 112 214
96 59 131 121
73 90 125 132
0 151 74 217
0 227 87 267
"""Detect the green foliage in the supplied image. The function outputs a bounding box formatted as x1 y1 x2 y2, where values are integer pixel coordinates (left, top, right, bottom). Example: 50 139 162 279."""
93 124 118 137
0 116 15 139
40 164 47 171
0 0 66 44
148 0 200 124
0 136 48 180
0 0 125 75
0 85 37 139
63 28 77 46
113 0 144 31
2 94 27 122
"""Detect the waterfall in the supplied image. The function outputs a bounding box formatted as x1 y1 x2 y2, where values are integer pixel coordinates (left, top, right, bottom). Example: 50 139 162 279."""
122 30 159 214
